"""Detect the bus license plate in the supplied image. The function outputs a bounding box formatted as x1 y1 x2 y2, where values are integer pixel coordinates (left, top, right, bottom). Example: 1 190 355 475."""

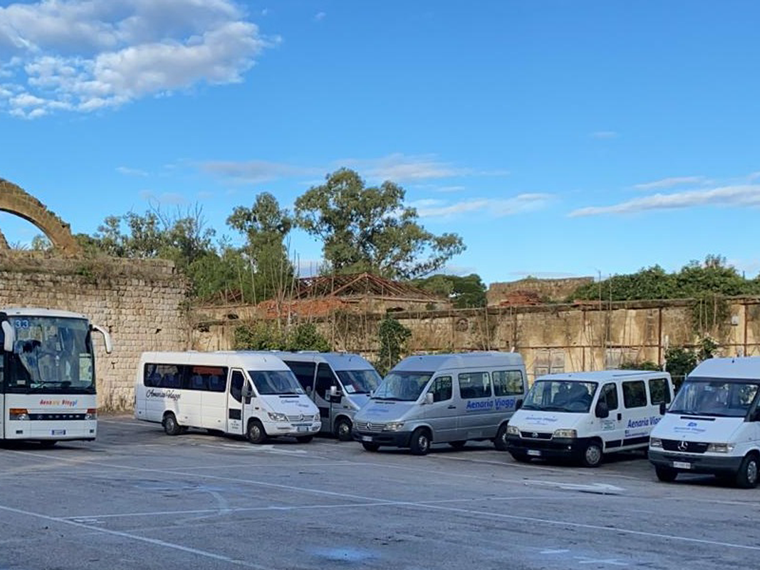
673 461 691 470
51 430 66 436
527 450 541 457
362 436 373 443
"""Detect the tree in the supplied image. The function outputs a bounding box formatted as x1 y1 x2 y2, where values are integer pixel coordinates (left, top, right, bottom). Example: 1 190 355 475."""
233 322 331 352
294 169 465 279
227 192 295 302
376 316 412 375
411 273 487 308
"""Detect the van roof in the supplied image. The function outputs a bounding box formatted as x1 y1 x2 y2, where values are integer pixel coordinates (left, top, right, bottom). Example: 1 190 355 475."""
2 307 89 320
536 370 670 382
689 357 760 380
270 351 376 371
140 351 290 370
392 352 524 372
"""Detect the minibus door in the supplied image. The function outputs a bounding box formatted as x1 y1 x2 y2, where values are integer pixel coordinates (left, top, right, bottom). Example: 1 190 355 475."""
226 369 246 435
315 364 339 431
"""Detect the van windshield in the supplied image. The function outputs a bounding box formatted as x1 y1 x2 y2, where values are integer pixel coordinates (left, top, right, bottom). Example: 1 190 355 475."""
337 369 381 394
248 370 305 396
522 380 598 413
373 371 432 402
669 378 760 418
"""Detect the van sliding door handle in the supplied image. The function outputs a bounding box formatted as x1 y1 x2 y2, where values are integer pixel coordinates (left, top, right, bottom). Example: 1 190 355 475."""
617 413 622 421
448 405 457 409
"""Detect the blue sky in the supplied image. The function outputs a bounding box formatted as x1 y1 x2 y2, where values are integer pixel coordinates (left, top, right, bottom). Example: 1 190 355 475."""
1 0 759 284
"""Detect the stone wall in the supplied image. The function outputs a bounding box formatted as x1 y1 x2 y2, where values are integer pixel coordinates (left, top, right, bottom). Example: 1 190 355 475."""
0 253 190 410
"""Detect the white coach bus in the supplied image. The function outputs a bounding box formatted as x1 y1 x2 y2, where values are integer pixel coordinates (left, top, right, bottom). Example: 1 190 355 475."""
0 307 113 445
134 351 321 444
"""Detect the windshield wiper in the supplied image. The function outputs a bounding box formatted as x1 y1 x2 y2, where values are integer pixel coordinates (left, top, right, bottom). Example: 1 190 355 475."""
373 396 404 401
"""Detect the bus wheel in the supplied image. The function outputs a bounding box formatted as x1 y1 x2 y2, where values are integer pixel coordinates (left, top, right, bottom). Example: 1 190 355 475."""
38 441 57 448
247 420 267 444
735 453 760 489
296 436 314 443
410 428 432 456
334 418 353 442
362 442 380 452
163 413 182 436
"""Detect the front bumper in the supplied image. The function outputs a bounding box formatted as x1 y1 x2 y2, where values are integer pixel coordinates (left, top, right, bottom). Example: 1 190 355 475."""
265 421 321 437
5 419 97 441
648 449 744 475
352 429 413 448
506 435 591 460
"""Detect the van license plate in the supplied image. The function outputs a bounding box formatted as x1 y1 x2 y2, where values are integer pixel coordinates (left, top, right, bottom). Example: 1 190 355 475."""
297 426 309 432
673 461 691 470
527 450 541 457
51 430 65 436
362 436 373 443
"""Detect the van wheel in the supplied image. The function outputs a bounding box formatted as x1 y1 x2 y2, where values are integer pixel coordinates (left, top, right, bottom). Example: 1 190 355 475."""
246 420 267 444
449 441 467 450
655 466 678 482
581 441 603 468
296 436 314 443
410 428 432 456
510 452 531 463
334 418 353 442
362 442 380 452
735 454 760 489
494 424 510 451
163 413 182 436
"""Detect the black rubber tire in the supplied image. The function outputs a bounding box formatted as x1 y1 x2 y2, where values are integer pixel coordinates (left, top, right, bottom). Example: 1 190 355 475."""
735 454 760 489
655 466 678 482
296 436 314 443
334 418 353 442
38 441 58 448
362 442 380 452
246 420 267 444
163 413 182 436
494 424 510 451
581 440 604 468
409 428 432 456
449 441 467 450
510 452 532 463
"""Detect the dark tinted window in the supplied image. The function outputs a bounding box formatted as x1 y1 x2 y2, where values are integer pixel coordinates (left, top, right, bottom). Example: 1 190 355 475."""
458 372 492 399
144 364 182 388
315 363 337 399
649 378 671 405
623 381 647 408
429 376 453 402
600 382 619 411
493 370 524 396
230 370 245 403
284 361 316 391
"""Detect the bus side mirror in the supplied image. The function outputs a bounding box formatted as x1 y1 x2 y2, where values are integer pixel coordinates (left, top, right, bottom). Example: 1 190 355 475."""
425 393 434 405
2 321 15 353
659 402 668 416
91 324 113 354
595 401 609 419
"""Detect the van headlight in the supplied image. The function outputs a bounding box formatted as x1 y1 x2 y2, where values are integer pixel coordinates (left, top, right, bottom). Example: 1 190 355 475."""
268 412 288 422
384 422 405 432
649 437 663 449
553 429 577 439
506 425 520 436
707 443 735 454
9 408 29 421
313 413 321 422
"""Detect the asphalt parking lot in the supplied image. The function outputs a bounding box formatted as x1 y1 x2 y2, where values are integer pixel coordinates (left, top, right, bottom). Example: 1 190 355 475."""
1 417 759 570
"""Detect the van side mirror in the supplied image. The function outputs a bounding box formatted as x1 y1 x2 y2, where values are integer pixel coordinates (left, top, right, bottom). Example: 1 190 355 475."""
329 386 339 397
515 399 523 411
595 401 609 419
659 402 667 416
425 393 434 405
1 321 15 353
242 384 253 399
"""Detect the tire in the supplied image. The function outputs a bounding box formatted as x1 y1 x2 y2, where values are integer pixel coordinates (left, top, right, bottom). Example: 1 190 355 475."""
362 442 380 452
655 466 678 482
246 420 267 444
163 413 182 436
334 418 353 442
581 440 604 468
494 424 510 451
449 441 467 450
296 436 314 443
735 454 760 489
409 428 432 456
38 441 58 448
510 452 532 463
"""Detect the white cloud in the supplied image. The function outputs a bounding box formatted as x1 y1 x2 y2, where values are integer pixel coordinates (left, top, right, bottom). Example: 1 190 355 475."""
590 131 618 139
117 166 149 177
342 153 469 181
139 190 188 205
569 184 760 217
199 159 321 183
0 0 270 118
412 194 552 219
633 176 708 190
314 12 326 22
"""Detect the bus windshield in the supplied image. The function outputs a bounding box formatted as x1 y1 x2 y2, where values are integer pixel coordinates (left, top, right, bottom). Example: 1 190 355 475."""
249 370 305 396
522 380 598 413
336 369 381 394
5 316 94 394
669 378 760 418
372 371 432 402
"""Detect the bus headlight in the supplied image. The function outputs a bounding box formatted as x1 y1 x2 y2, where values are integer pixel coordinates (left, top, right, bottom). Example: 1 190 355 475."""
553 429 577 439
506 425 520 436
268 412 288 422
384 422 405 432
85 408 98 421
649 437 663 449
9 408 29 421
707 443 735 454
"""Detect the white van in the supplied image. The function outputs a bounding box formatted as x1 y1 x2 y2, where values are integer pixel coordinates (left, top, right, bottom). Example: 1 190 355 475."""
134 351 321 443
506 370 673 467
649 357 760 488
275 352 381 441
352 352 527 455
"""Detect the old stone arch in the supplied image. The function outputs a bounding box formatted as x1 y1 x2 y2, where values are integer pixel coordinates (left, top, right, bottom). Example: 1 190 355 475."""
0 178 81 255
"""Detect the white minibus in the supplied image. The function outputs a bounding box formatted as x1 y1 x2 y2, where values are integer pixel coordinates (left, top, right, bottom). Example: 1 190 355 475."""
649 357 760 488
134 352 320 443
507 370 673 467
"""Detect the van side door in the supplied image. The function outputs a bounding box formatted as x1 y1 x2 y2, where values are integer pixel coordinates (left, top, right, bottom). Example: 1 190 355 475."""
621 379 652 448
423 376 458 442
457 371 495 439
597 382 624 450
226 369 247 435
315 363 338 431
647 376 672 432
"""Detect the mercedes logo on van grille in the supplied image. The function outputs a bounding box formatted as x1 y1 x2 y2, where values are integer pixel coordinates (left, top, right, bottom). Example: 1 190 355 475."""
678 440 689 452
531 432 538 439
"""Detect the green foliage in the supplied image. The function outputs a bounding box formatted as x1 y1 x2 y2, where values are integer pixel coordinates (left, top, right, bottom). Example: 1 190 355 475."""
233 322 332 352
410 273 487 308
376 316 412 375
619 360 662 371
294 168 465 279
663 347 698 391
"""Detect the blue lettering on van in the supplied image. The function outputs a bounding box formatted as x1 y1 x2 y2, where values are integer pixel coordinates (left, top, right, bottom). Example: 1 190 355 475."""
626 417 662 429
466 400 494 412
495 398 516 411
